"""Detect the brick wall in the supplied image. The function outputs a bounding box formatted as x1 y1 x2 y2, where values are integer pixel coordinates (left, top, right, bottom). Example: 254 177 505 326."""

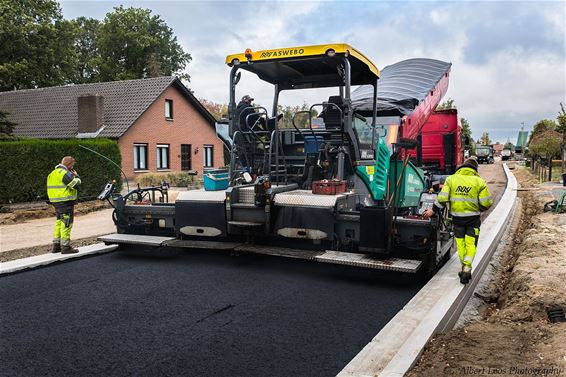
118 85 224 181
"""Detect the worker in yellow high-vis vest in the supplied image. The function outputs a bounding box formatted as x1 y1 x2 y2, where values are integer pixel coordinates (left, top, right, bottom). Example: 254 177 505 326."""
47 156 82 254
424 158 493 284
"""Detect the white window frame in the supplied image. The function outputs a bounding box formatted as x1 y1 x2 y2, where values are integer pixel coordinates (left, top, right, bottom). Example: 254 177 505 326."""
133 143 148 171
165 99 173 119
203 145 214 168
156 144 170 170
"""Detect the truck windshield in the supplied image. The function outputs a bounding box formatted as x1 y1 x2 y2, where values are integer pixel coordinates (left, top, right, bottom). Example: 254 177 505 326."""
476 147 490 156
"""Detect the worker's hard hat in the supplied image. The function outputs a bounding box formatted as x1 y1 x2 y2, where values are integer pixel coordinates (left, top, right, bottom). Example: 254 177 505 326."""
458 158 479 171
241 95 254 102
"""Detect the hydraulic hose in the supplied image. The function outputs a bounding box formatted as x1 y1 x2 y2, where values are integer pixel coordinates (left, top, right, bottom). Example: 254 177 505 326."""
79 144 130 192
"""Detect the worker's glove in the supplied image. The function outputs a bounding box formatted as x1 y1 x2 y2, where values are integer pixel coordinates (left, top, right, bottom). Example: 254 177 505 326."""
422 208 435 219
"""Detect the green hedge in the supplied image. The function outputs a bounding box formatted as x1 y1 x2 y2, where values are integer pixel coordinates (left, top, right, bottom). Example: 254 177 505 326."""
0 139 122 204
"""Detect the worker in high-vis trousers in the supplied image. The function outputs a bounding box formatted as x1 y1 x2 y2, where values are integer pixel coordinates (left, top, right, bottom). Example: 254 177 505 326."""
47 156 82 254
423 158 493 284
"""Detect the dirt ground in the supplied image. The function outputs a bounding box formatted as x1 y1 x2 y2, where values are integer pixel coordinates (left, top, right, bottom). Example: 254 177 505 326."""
407 166 566 377
0 200 111 225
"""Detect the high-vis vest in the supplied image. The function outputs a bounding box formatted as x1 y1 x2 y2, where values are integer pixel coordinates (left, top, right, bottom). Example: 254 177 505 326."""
47 166 79 203
435 167 493 217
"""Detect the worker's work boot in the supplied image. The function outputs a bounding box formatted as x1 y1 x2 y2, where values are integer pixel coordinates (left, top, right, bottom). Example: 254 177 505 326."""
460 271 472 284
460 266 472 284
51 243 61 253
61 245 79 254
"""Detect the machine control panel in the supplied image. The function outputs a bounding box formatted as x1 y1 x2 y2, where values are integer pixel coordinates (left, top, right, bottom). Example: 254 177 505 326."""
97 182 115 200
417 192 438 215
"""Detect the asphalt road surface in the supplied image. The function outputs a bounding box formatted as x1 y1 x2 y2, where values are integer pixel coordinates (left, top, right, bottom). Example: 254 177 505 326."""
1 251 423 377
1 162 507 377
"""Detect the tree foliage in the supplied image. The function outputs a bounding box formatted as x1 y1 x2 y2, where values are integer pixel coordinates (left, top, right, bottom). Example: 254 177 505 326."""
0 2 191 90
529 119 557 145
277 103 317 129
529 130 562 159
0 110 17 140
460 117 474 151
557 103 566 172
68 17 101 84
97 6 191 81
436 98 455 110
200 99 227 120
557 103 566 136
480 132 492 145
0 0 76 90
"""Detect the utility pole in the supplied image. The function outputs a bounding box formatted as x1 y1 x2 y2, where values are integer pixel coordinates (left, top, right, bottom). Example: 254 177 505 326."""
521 122 525 156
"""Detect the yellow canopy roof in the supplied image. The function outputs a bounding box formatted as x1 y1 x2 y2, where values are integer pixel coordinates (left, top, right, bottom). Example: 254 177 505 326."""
225 43 380 89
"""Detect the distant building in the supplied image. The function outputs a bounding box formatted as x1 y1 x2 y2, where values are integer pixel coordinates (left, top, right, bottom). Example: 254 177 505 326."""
515 131 529 153
0 77 224 180
492 143 503 156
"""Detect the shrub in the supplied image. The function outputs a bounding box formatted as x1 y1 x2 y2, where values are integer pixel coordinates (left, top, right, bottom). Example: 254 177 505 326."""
0 138 122 203
136 172 198 187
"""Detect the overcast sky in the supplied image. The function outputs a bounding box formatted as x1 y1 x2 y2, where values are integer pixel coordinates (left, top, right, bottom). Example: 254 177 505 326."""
60 0 565 144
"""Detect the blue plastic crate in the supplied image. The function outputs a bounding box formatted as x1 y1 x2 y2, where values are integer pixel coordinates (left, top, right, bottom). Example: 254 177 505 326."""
304 135 324 154
204 170 229 191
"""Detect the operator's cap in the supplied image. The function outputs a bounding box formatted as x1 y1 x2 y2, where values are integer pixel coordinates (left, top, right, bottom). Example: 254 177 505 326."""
458 158 479 171
241 94 254 102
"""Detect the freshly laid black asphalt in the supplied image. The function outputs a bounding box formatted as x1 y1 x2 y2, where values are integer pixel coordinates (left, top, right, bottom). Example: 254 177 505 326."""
1 249 423 377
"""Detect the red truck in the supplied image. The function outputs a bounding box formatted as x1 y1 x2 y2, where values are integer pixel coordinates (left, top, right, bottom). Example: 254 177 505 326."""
408 108 464 174
351 58 463 174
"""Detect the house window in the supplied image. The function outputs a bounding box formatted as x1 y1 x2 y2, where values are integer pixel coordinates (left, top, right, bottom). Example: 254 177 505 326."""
165 99 173 119
181 144 192 171
157 144 170 169
203 145 214 168
134 144 148 170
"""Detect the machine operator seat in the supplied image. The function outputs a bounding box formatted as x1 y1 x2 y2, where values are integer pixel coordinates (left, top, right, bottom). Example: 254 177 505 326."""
323 96 344 129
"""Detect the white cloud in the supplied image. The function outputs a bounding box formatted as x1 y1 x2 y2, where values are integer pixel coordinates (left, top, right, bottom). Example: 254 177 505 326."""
59 0 565 142
450 47 565 140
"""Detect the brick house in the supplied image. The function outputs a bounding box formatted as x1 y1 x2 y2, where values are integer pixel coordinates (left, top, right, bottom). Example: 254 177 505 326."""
0 77 224 180
492 143 504 157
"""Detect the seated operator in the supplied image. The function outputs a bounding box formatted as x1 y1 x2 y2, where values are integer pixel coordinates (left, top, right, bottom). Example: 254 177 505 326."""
235 95 264 132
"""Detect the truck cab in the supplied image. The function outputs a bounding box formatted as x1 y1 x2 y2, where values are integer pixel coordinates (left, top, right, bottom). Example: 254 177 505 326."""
475 145 494 164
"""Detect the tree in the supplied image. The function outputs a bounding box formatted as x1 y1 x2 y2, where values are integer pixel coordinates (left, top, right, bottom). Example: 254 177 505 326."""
436 98 455 110
0 0 76 90
97 6 191 82
529 119 557 145
200 99 227 120
68 17 101 84
277 103 317 129
460 117 474 154
529 130 562 181
480 132 491 145
0 111 17 140
557 103 566 173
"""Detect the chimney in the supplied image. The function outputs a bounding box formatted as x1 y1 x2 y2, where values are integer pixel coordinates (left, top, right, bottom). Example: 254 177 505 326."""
78 94 104 133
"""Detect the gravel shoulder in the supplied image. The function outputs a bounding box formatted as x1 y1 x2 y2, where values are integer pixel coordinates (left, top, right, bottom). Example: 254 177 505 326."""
407 166 566 377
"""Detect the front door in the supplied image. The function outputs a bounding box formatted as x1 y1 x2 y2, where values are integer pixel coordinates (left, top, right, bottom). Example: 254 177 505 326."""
181 144 192 171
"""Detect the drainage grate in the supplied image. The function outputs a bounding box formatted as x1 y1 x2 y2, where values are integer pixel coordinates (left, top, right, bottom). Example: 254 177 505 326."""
546 306 566 323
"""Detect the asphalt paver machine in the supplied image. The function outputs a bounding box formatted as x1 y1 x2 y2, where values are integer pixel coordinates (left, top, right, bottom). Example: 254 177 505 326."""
100 44 454 275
